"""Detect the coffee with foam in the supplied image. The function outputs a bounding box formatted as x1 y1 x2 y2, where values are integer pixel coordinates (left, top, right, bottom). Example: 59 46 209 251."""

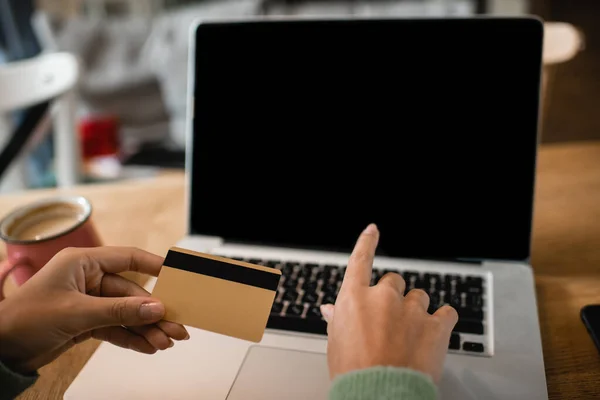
2 202 86 242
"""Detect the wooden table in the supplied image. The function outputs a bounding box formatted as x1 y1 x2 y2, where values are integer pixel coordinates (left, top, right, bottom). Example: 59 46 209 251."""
531 141 600 399
2 142 600 399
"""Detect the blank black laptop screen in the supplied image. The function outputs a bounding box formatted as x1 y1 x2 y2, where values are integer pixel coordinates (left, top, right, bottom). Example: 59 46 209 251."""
190 18 543 262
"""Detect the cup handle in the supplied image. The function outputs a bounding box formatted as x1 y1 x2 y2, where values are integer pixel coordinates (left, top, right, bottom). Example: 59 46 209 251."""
0 258 25 301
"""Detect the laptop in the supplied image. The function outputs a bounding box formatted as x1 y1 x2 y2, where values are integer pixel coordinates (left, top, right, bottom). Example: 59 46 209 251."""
65 17 548 399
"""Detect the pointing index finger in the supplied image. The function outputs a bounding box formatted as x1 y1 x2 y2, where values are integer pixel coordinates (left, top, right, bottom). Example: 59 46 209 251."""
340 224 380 290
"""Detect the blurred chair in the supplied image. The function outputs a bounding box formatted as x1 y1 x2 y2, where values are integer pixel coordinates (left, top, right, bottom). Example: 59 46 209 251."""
0 52 81 192
37 0 166 18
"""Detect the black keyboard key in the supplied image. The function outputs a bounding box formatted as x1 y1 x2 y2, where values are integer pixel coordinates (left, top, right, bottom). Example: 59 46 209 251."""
271 301 283 314
322 294 336 305
444 292 462 309
325 275 338 285
463 342 484 353
283 290 299 302
457 307 483 321
299 265 315 279
445 275 461 291
424 273 441 282
302 279 319 292
465 276 483 288
302 291 319 304
267 315 327 335
429 292 441 308
425 277 442 292
316 269 331 281
292 265 303 279
459 276 483 294
286 303 305 317
465 286 483 295
322 282 338 295
449 333 461 350
454 320 484 335
466 293 484 308
281 264 294 276
248 258 262 264
284 277 298 289
414 277 426 289
266 260 280 268
403 271 419 282
231 257 244 261
306 305 322 319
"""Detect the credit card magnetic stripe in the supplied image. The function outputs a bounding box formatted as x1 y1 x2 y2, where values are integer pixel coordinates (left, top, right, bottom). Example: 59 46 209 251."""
163 250 280 291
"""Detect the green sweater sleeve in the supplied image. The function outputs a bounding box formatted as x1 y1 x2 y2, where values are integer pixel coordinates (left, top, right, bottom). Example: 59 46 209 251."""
328 367 438 400
0 360 38 400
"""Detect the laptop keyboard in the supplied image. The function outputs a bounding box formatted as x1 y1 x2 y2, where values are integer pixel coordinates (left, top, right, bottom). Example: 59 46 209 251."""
231 257 488 355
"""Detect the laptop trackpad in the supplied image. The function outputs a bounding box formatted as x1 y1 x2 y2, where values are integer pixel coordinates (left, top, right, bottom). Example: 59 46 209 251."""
226 345 331 400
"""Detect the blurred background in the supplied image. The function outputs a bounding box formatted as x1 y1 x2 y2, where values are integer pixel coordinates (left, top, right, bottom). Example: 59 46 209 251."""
0 0 594 192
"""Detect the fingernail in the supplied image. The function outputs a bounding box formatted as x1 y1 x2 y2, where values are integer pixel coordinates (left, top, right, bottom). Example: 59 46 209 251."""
364 223 378 234
168 340 174 348
139 302 165 321
184 332 190 340
320 304 333 323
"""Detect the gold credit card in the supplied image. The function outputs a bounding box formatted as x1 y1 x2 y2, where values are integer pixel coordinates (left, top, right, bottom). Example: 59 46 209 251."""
151 247 282 343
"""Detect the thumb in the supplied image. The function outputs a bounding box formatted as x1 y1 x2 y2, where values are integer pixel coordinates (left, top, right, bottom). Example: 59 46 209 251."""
82 296 166 329
320 304 335 324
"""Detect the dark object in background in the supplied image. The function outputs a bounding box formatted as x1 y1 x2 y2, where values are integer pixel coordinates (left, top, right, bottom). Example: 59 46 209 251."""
0 0 41 61
0 0 53 188
259 0 488 14
581 305 600 353
121 142 186 169
79 115 120 160
0 101 50 182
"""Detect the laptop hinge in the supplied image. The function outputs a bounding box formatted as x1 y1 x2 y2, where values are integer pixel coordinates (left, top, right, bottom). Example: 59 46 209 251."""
454 258 484 265
407 257 483 265
194 236 492 266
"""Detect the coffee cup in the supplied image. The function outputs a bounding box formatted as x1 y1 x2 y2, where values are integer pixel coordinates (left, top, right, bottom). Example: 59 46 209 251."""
0 196 102 300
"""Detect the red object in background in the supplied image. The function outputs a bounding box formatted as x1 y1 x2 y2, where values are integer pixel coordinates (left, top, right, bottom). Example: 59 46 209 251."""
78 115 120 160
